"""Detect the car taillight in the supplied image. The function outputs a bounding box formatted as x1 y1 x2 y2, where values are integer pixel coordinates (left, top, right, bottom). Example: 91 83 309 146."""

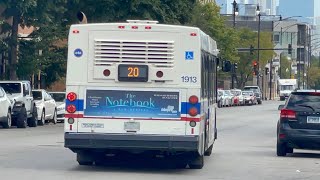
67 104 76 113
280 109 296 119
67 92 77 102
189 107 198 117
189 95 199 104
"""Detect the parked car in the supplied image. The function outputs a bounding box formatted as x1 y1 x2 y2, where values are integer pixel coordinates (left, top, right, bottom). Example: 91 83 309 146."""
224 90 234 106
218 90 232 107
49 92 66 122
243 86 262 104
0 87 13 128
32 89 57 125
231 89 244 106
277 90 320 156
0 81 38 128
242 91 257 105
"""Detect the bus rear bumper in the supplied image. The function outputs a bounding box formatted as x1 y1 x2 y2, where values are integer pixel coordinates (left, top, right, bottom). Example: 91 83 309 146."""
65 133 199 152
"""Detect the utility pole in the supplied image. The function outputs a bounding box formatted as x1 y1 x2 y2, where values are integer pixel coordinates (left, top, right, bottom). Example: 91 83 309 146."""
231 0 238 89
269 60 273 100
257 13 261 88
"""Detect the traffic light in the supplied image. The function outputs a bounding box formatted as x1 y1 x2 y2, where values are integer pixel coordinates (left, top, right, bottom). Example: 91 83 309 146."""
222 60 232 72
253 60 258 75
250 45 254 55
265 67 269 75
288 44 292 54
234 63 238 70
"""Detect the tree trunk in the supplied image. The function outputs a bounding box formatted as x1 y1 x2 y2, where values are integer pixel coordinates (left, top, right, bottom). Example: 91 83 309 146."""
10 12 19 80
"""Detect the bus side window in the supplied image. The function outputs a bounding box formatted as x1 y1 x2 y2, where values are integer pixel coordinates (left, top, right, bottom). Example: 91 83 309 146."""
201 52 205 98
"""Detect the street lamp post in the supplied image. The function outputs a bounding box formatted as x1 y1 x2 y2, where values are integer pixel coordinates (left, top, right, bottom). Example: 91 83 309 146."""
257 6 261 87
231 0 238 89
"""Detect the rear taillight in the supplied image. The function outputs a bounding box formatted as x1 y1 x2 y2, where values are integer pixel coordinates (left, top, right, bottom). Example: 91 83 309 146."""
67 104 76 113
189 95 199 104
67 92 77 102
280 109 296 119
189 107 198 117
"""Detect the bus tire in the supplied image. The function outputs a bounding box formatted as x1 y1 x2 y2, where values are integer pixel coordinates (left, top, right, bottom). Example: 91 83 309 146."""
204 144 213 156
77 151 94 166
189 154 204 169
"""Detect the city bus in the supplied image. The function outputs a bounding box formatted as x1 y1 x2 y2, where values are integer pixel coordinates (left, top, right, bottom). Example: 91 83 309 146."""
64 18 219 169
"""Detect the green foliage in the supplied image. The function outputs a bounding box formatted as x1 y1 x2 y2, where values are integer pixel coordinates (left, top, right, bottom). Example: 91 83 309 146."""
279 55 291 79
234 28 275 88
307 56 320 89
189 3 239 62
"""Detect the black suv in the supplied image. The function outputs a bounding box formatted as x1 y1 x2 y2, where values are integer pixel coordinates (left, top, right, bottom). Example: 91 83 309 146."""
277 91 320 156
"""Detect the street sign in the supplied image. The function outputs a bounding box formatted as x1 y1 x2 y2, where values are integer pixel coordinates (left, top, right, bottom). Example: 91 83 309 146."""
274 44 283 55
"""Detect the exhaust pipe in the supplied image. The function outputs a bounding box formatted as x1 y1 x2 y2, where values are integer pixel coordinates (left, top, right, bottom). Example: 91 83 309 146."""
77 11 87 24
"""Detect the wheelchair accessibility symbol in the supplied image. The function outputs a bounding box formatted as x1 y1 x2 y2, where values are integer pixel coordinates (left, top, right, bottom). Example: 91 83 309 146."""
185 51 194 60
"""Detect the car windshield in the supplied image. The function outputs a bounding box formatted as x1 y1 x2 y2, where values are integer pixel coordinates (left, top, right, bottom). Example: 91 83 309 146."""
244 87 258 92
0 83 21 94
218 91 223 96
280 85 294 91
32 91 43 100
224 91 231 95
50 93 65 102
286 93 320 111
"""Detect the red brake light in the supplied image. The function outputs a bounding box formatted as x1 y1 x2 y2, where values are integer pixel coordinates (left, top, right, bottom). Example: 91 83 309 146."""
145 26 152 29
280 109 296 119
132 26 138 29
156 71 163 78
189 95 199 104
67 92 77 102
118 26 125 29
67 104 76 114
189 107 198 117
103 69 111 77
190 33 197 36
72 30 79 34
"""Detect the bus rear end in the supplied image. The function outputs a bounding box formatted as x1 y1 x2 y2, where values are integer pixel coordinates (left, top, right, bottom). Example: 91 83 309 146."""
64 21 206 168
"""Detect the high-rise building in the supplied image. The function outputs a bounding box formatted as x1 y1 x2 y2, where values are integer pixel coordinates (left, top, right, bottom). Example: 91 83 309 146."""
266 0 278 15
215 0 234 14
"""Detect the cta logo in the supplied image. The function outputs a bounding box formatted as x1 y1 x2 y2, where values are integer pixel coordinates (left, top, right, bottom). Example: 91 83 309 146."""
74 48 83 57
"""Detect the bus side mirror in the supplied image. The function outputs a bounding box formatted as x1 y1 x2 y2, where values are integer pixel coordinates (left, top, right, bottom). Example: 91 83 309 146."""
77 11 88 24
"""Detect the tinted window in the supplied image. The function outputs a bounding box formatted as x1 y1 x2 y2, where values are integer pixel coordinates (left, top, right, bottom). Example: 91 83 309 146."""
0 83 21 94
244 87 259 92
287 93 320 111
49 93 66 102
32 91 43 100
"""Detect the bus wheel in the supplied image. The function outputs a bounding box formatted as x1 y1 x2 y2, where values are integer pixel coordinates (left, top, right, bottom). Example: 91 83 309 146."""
77 151 94 166
189 154 204 169
204 144 213 156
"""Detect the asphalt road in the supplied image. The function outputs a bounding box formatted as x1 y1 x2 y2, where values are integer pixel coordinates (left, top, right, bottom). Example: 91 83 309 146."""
1 101 320 180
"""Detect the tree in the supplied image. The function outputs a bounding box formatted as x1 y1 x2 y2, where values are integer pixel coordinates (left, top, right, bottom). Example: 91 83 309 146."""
0 0 38 80
279 55 291 79
234 29 274 88
307 55 320 89
189 2 239 62
65 0 195 24
234 28 256 88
